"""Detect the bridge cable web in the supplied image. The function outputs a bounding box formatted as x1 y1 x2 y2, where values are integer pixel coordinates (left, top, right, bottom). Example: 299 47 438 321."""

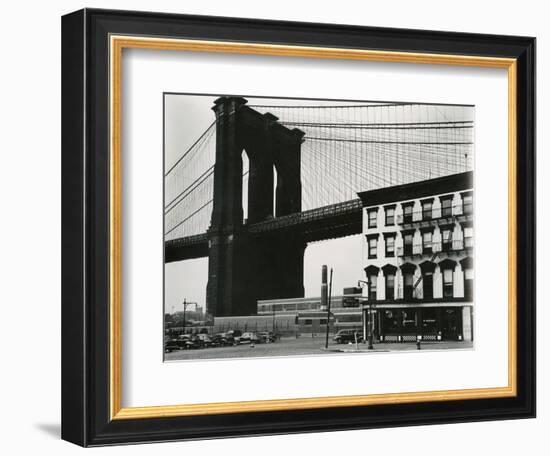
166 102 473 241
164 121 216 240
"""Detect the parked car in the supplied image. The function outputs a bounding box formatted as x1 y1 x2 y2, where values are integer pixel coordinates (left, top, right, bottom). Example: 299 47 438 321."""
164 338 180 353
333 329 363 344
177 334 201 349
258 331 277 343
225 330 242 345
212 333 234 346
195 333 215 348
239 331 261 344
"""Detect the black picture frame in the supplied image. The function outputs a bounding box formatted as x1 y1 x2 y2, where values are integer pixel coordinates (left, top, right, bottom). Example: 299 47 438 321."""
62 8 535 447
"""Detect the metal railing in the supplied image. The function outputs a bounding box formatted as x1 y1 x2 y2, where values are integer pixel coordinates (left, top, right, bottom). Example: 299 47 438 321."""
248 198 362 233
396 239 472 257
396 243 423 256
395 203 471 225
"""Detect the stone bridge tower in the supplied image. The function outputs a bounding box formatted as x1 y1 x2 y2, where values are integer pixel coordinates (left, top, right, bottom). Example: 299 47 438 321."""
206 97 306 317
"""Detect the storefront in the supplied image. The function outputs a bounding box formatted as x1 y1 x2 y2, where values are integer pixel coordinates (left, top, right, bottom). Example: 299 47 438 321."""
365 304 472 342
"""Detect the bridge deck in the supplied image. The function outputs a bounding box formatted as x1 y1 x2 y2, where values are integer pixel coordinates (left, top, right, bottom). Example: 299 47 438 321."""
165 199 363 263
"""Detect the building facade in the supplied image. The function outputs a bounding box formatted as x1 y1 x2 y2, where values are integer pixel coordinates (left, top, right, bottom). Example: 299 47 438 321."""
358 172 474 342
257 288 364 334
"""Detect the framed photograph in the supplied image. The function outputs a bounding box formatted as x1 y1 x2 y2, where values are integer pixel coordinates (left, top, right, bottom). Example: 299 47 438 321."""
61 8 535 446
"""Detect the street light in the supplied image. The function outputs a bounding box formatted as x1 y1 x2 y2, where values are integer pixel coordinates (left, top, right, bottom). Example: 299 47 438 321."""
182 299 187 334
358 279 375 350
179 299 198 335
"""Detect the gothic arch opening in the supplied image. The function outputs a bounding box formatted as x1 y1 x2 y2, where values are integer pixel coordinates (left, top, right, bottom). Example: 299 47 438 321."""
273 165 278 216
241 150 249 223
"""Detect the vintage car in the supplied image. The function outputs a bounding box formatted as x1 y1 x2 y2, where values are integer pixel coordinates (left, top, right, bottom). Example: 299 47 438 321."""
164 338 180 353
333 329 363 344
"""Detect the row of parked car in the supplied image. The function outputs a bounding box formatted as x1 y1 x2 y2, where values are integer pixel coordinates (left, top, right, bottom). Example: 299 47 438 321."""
164 330 279 352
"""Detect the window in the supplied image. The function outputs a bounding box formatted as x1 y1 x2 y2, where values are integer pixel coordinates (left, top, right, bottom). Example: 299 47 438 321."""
403 272 414 300
422 231 433 254
385 206 395 225
342 297 359 308
385 235 396 257
401 309 418 333
382 309 399 334
368 236 378 259
464 268 474 299
443 268 454 298
402 203 414 223
421 308 438 333
403 232 413 256
422 200 433 220
297 303 313 311
337 314 362 323
464 226 474 248
368 275 378 300
462 193 473 214
440 196 453 217
386 274 395 300
367 208 378 228
422 272 434 299
441 228 452 252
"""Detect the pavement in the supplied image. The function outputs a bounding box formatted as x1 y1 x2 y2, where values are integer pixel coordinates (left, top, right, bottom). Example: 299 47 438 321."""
324 340 473 353
164 336 473 361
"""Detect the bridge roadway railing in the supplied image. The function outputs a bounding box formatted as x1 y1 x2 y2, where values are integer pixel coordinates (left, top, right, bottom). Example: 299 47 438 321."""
164 198 363 261
246 198 363 234
165 232 208 248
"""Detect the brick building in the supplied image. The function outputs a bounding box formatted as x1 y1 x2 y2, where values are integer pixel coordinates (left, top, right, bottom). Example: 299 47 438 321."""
358 172 474 342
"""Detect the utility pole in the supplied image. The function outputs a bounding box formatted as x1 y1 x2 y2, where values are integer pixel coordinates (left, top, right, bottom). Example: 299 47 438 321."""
325 268 333 349
358 280 374 350
321 265 328 347
368 300 374 350
182 298 187 334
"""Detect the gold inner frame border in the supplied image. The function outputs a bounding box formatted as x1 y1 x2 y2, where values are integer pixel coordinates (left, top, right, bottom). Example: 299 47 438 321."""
109 35 517 420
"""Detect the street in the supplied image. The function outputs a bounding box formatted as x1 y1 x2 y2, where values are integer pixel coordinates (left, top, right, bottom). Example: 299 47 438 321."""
164 336 473 361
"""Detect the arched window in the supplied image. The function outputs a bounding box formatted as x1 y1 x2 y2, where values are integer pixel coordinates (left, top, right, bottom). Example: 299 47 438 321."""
364 265 380 301
419 261 436 300
400 263 416 300
382 264 398 301
439 258 457 298
460 257 474 299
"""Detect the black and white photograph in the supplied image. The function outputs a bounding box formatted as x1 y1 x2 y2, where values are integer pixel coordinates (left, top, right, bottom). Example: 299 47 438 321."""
163 94 475 361
0 0 541 452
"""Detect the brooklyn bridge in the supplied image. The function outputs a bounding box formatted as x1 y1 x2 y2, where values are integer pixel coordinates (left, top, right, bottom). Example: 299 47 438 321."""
164 97 473 317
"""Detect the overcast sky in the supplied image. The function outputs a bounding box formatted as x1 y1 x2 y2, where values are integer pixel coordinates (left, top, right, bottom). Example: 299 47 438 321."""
164 94 366 314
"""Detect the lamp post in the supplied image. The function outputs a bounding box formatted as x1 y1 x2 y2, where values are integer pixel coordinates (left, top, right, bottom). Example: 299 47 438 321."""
178 298 198 334
358 280 374 350
324 267 333 349
182 299 187 335
179 299 198 335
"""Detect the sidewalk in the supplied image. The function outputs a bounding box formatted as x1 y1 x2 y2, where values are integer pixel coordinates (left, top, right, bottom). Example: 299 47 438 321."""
324 340 473 353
